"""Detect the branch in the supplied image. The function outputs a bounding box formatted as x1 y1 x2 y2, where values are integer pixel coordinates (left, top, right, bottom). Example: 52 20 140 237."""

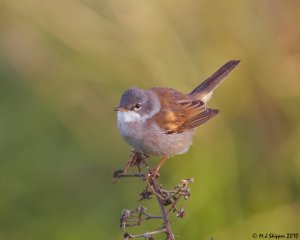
123 228 166 239
114 152 194 240
151 179 175 240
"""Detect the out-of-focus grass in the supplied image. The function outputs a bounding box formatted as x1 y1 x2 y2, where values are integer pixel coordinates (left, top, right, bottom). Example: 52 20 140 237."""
0 0 300 239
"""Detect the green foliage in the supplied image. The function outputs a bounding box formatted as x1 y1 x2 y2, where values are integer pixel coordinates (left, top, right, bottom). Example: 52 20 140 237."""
0 0 300 239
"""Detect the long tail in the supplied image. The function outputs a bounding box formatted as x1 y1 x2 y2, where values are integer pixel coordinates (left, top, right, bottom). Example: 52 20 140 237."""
189 60 240 102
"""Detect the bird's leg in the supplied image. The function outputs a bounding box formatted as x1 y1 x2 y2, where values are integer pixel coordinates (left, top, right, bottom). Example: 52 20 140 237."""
148 156 168 180
124 150 148 173
124 151 139 173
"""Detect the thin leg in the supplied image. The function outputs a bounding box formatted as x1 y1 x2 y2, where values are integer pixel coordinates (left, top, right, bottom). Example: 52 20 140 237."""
124 151 148 173
124 151 139 173
149 156 168 180
155 156 168 172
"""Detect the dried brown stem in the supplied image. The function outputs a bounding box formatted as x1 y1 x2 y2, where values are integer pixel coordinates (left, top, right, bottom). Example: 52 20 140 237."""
124 228 166 239
151 179 175 240
114 152 194 240
113 170 145 180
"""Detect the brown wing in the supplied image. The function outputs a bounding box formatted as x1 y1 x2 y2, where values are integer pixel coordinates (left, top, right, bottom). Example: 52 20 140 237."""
150 87 219 134
176 108 219 133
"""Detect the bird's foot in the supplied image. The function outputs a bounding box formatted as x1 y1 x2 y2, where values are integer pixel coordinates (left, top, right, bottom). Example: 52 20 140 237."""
146 168 161 181
124 151 149 173
145 156 167 181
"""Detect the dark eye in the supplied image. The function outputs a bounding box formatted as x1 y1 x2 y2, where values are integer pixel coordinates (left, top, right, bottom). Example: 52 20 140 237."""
133 103 142 110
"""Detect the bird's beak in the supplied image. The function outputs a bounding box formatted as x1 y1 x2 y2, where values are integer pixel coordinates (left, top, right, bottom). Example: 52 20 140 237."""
113 106 127 112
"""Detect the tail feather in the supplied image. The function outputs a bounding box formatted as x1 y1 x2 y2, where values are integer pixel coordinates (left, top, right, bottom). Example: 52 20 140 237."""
189 60 240 101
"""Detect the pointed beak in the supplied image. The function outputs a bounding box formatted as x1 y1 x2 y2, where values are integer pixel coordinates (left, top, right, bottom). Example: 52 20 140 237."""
113 106 127 112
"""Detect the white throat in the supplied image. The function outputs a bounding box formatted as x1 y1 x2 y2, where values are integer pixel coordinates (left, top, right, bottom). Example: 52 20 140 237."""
118 111 142 123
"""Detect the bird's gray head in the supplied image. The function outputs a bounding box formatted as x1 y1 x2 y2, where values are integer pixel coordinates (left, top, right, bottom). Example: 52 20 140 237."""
114 88 160 123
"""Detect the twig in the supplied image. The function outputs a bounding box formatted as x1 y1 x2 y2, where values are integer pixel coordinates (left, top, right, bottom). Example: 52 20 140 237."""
114 152 194 240
114 170 145 179
124 228 166 239
152 179 175 240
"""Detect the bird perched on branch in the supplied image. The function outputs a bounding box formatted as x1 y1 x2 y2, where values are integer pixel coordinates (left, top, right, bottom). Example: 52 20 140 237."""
114 60 240 177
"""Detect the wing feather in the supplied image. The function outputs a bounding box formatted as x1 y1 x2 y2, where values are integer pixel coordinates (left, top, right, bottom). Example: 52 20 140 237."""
150 88 219 134
178 109 219 130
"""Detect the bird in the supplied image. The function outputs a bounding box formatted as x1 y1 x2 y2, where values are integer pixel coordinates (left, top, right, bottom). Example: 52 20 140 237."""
114 60 240 177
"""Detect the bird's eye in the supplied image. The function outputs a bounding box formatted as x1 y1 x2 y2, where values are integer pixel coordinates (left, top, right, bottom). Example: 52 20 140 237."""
133 103 142 110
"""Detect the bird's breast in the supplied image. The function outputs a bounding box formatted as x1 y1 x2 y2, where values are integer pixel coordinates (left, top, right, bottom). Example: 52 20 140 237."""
117 111 144 147
117 112 195 157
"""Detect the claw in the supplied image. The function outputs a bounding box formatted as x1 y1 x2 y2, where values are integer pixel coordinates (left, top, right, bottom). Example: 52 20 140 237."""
124 151 149 173
146 156 168 181
147 168 160 181
124 152 138 173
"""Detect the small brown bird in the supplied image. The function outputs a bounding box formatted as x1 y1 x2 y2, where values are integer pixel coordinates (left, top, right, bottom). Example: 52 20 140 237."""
114 60 240 176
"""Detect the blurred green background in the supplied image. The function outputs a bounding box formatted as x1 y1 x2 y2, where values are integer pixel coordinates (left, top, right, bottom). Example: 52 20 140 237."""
1 0 300 239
